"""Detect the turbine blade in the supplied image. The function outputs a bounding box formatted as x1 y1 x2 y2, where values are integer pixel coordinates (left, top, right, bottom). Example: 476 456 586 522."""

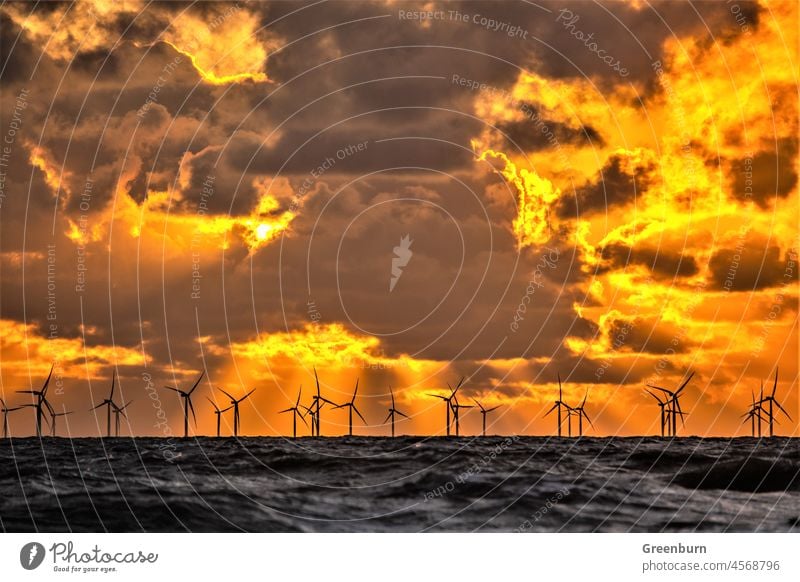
543 403 559 417
41 363 55 396
396 410 409 419
189 371 206 395
188 397 197 425
353 378 359 401
239 388 256 402
296 386 302 407
163 386 182 394
772 367 778 398
206 397 220 412
354 406 367 425
218 387 236 401
383 411 393 424
773 400 792 421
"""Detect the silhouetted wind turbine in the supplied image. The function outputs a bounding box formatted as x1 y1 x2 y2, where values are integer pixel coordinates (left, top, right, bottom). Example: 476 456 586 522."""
757 368 792 437
50 409 73 437
648 371 694 436
473 399 500 436
645 389 671 437
207 397 233 437
741 388 767 437
428 377 464 436
163 371 205 437
543 374 567 437
16 364 55 437
309 368 337 436
218 387 256 437
572 389 594 437
0 398 24 438
90 370 121 437
334 378 367 436
384 385 408 437
450 393 473 436
279 386 308 438
112 401 132 437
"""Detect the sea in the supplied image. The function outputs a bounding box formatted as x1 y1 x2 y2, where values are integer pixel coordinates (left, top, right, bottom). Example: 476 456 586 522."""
0 436 797 532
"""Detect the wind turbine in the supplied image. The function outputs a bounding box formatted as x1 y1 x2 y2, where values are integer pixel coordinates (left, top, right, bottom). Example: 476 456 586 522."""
450 393 473 436
90 370 121 437
279 386 308 438
384 386 408 437
648 371 694 436
218 387 256 437
334 378 367 436
16 364 56 436
757 368 792 437
645 389 671 437
741 388 767 437
163 371 205 437
473 399 500 436
309 368 337 436
207 397 233 437
0 398 24 438
543 373 567 437
428 377 464 436
571 389 594 437
112 401 132 437
50 409 73 437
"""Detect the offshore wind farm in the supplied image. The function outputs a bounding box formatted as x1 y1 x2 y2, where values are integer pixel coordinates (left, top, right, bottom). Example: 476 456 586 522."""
0 0 797 537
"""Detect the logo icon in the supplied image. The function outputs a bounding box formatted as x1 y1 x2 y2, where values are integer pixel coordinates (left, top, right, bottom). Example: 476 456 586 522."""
20 542 45 570
389 234 413 292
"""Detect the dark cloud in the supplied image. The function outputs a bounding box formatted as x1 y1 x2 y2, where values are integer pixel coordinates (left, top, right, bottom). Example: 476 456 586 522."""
497 104 603 152
730 139 799 207
557 153 654 218
708 240 798 292
606 316 691 355
600 243 699 279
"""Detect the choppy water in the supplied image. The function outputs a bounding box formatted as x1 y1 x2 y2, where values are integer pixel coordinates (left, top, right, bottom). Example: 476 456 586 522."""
0 436 797 532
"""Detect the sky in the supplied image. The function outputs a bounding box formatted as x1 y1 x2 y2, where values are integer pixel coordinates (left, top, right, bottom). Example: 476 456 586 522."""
0 0 797 438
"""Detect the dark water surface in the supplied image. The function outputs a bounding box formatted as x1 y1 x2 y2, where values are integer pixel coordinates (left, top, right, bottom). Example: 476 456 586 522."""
0 436 798 532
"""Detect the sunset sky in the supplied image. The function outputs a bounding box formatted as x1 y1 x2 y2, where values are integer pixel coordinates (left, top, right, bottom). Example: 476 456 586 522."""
0 0 797 438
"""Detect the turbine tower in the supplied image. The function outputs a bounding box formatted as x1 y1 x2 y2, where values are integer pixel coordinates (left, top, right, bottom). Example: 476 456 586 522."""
163 371 205 438
334 378 367 436
384 386 408 437
278 387 308 438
